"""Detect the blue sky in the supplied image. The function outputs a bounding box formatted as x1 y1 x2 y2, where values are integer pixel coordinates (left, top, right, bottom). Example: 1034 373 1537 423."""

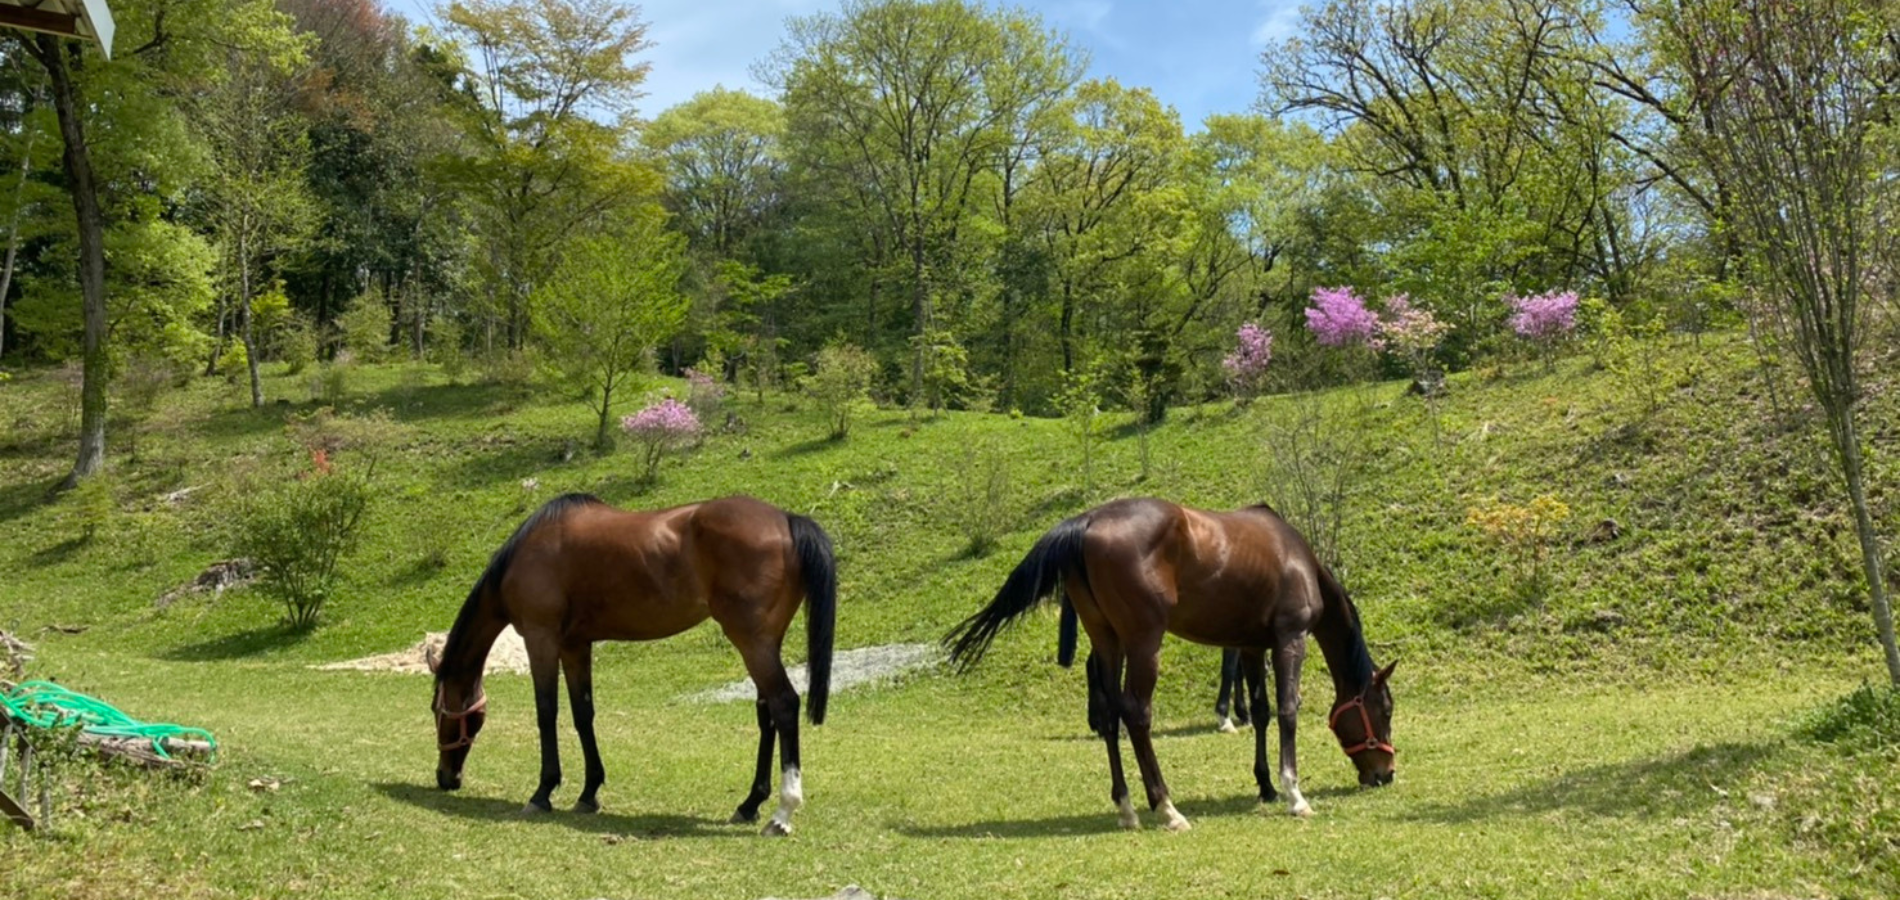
385 0 1303 130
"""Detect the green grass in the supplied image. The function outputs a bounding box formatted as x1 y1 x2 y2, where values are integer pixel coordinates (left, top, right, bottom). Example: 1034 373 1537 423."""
1 334 1897 898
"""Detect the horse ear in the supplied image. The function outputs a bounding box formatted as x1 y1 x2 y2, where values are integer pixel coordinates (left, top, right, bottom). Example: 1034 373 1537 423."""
425 643 441 674
1373 660 1398 685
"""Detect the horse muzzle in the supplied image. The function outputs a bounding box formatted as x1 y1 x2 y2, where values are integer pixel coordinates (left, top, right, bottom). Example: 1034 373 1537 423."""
437 769 463 791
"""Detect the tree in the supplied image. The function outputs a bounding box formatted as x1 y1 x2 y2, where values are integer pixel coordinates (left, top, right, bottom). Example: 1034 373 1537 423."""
773 0 1079 399
1677 0 1900 684
189 12 317 406
532 211 689 450
439 0 656 351
643 88 784 257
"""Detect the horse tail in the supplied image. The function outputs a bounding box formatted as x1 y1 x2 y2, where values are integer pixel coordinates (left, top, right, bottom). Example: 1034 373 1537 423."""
1057 596 1080 668
787 513 836 726
945 515 1090 672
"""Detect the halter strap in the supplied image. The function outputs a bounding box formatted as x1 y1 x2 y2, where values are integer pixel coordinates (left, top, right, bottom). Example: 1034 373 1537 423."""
1328 693 1395 757
433 685 487 751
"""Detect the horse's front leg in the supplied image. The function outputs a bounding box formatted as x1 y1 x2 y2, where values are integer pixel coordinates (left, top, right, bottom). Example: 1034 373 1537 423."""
524 636 562 813
562 643 605 813
1272 635 1311 817
1239 648 1276 803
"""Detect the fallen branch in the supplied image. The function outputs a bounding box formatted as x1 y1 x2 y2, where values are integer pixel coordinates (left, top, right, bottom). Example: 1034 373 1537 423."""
75 732 214 768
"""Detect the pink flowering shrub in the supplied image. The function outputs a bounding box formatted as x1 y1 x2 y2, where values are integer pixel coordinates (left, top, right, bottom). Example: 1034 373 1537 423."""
1305 286 1382 348
1377 294 1452 376
1508 289 1580 370
1221 321 1274 404
684 366 725 419
621 397 702 481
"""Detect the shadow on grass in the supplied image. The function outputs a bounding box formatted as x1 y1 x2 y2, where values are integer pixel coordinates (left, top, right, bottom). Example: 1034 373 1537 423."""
892 789 1358 839
161 624 314 661
371 781 745 839
361 381 521 422
770 435 840 459
1404 740 1780 824
30 534 89 566
0 475 59 524
435 437 574 491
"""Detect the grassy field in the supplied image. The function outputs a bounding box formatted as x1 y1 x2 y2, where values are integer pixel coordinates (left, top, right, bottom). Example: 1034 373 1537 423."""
2 335 1897 898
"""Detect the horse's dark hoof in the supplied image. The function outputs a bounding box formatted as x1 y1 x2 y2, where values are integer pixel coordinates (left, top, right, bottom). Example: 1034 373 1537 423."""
1259 789 1278 804
730 808 759 825
572 799 600 815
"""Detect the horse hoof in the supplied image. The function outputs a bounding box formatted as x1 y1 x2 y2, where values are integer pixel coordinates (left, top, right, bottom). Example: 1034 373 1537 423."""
1163 815 1192 833
729 809 759 825
761 819 793 837
1117 811 1141 830
1290 801 1313 818
1216 717 1238 734
521 801 551 815
572 799 600 815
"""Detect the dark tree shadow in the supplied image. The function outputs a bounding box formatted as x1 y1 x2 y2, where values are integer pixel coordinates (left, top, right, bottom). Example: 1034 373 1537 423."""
436 437 573 491
371 781 746 839
361 381 522 422
0 476 60 525
160 624 314 661
769 436 840 460
30 535 88 566
1403 740 1780 824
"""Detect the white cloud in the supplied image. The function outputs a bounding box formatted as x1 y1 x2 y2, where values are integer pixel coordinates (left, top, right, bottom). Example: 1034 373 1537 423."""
1250 0 1302 47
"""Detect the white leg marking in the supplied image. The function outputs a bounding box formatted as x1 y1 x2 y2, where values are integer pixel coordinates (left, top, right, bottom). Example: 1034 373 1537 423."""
1157 798 1192 832
763 766 802 836
1283 765 1311 817
1216 716 1238 734
1117 796 1140 830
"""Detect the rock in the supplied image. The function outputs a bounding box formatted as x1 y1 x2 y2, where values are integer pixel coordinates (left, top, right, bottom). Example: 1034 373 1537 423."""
155 559 258 608
1407 370 1448 398
1587 518 1623 544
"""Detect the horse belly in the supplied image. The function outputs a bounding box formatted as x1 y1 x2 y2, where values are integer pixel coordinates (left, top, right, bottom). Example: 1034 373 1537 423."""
1166 586 1277 648
576 584 711 642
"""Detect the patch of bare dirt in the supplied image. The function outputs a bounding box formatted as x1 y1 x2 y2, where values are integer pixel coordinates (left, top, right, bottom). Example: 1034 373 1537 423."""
314 627 530 675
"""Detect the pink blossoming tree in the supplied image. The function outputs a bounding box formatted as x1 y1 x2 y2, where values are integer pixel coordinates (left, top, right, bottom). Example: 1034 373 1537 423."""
1222 321 1274 405
1508 290 1580 371
622 397 702 481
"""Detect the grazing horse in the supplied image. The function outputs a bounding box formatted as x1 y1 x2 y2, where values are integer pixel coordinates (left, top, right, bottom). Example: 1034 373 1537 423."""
427 493 836 836
950 498 1395 831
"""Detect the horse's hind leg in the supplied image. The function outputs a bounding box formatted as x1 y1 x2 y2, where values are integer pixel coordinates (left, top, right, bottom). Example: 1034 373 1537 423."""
1121 636 1189 831
729 699 774 824
1240 648 1277 803
1215 649 1242 733
1089 649 1139 830
730 635 802 836
562 644 605 813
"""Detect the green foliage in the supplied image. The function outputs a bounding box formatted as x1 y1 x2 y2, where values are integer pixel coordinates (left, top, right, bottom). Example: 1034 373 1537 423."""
337 290 393 363
1465 494 1573 601
532 213 690 450
430 315 467 382
277 314 317 376
65 472 115 543
803 339 878 440
217 342 250 385
1053 366 1103 499
233 458 372 629
1799 685 1900 753
940 438 1014 557
310 356 351 406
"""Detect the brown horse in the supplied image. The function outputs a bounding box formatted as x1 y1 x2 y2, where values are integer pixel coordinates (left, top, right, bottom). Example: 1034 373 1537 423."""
427 493 836 836
949 498 1395 831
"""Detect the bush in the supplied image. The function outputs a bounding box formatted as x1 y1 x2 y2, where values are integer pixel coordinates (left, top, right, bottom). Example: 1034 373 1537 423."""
942 438 1014 557
1465 494 1572 599
621 396 702 482
1256 385 1370 574
310 352 352 406
803 340 878 440
235 453 373 629
430 315 467 381
336 290 393 363
1799 685 1900 752
279 315 317 376
66 473 115 543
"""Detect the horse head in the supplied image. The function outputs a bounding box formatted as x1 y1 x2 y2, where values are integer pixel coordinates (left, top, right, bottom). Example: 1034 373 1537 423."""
1330 660 1397 787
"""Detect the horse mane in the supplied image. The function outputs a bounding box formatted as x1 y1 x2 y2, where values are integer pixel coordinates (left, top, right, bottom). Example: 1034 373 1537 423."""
438 493 604 682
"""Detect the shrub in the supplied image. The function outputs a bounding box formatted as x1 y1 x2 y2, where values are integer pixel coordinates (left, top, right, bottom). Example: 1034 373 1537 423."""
1465 494 1572 598
1055 367 1104 501
621 397 701 482
1257 386 1369 573
1305 286 1381 348
337 290 393 363
942 439 1014 558
279 315 317 376
310 350 352 406
67 472 115 543
235 451 373 629
1507 290 1580 371
803 340 878 440
430 315 467 382
1221 321 1274 405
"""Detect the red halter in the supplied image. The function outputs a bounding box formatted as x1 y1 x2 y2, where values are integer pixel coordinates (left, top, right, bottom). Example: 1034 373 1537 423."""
433 685 487 751
1328 693 1395 757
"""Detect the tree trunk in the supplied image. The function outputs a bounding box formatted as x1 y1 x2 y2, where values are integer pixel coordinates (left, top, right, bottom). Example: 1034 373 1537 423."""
1835 413 1900 685
32 36 106 489
239 228 264 407
0 107 35 365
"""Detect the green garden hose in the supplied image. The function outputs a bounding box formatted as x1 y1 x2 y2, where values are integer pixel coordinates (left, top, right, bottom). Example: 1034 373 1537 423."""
0 681 217 762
